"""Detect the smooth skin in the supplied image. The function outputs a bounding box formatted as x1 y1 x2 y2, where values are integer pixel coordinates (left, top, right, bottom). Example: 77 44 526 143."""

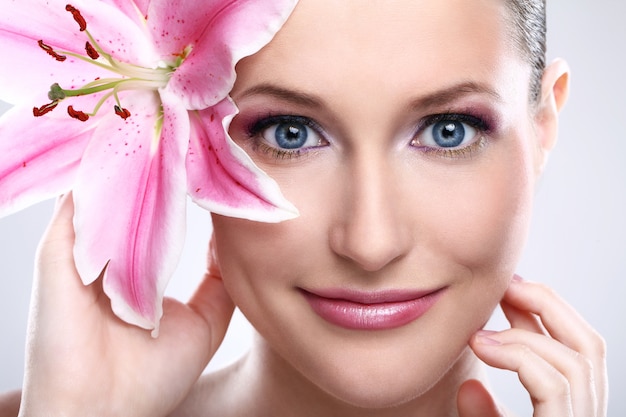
1 193 607 417
1 0 607 416
9 193 235 417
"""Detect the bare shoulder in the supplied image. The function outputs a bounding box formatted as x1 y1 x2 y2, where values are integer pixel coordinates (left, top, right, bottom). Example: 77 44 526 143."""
0 390 21 417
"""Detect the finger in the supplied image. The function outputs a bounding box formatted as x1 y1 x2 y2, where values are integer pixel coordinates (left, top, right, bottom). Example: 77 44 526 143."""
504 277 607 415
504 277 603 354
457 379 504 417
32 192 104 315
471 332 574 417
186 273 235 354
0 389 21 417
35 193 76 268
501 298 547 335
479 328 597 417
189 233 233 350
207 232 221 279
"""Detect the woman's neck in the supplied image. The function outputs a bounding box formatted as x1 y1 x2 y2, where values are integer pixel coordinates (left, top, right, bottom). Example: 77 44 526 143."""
193 333 490 417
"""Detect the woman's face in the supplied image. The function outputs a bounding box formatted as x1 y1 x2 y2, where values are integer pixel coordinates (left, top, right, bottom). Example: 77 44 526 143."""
213 0 547 408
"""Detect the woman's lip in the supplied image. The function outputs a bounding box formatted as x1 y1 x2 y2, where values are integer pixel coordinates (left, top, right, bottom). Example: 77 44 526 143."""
300 287 446 330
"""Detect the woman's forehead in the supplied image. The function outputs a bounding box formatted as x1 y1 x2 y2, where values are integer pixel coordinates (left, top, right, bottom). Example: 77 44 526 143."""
233 0 526 104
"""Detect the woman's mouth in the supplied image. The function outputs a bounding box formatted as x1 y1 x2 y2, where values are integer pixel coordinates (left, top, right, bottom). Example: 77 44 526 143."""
300 287 446 330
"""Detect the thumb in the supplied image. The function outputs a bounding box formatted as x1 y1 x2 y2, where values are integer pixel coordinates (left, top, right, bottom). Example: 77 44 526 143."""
458 379 505 417
186 273 234 349
185 234 234 351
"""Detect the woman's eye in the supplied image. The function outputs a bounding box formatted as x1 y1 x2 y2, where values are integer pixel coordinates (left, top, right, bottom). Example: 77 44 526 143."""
412 115 483 150
255 116 326 152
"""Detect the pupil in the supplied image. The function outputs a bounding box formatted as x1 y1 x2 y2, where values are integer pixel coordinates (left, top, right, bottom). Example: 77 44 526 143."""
275 122 308 149
433 120 464 147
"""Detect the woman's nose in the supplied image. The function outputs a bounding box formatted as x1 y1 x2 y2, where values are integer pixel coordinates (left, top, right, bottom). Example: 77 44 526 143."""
329 153 411 272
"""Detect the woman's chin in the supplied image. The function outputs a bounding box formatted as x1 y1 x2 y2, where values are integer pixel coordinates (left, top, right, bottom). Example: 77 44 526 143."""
294 345 479 412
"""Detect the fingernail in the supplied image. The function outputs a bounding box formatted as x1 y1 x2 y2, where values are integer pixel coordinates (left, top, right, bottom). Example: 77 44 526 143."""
511 274 524 283
476 330 502 345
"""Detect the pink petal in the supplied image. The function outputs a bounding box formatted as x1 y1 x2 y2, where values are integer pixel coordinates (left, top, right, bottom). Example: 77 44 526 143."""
73 90 188 334
0 35 96 105
99 0 150 27
186 97 298 222
0 0 158 103
70 0 158 65
144 0 225 59
165 0 299 109
0 103 94 217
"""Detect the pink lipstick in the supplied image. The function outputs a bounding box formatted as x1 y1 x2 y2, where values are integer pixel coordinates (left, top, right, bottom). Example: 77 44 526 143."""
301 287 445 330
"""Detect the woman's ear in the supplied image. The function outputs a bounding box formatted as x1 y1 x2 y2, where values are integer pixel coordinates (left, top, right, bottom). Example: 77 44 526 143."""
533 58 570 175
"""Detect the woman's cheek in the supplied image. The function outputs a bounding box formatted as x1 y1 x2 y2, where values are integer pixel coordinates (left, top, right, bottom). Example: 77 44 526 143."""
417 150 535 278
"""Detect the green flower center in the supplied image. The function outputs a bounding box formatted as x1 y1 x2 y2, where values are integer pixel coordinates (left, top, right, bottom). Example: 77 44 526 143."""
33 4 185 121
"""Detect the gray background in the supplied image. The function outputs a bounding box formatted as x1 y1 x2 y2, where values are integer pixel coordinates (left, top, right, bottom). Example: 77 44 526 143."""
1 1 624 415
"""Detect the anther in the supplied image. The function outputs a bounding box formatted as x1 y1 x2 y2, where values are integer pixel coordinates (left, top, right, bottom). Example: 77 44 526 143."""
33 101 59 117
68 105 89 121
85 42 99 60
114 105 131 120
38 40 67 62
66 5 87 31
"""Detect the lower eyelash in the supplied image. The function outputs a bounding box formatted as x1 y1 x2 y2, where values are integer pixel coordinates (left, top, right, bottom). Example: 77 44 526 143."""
252 140 304 160
411 112 492 160
417 135 487 160
245 114 325 160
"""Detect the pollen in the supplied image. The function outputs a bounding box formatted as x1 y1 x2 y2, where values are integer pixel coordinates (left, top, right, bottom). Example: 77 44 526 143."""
33 101 59 117
38 40 66 61
68 105 89 121
33 4 173 121
114 105 131 120
85 41 99 60
65 4 87 31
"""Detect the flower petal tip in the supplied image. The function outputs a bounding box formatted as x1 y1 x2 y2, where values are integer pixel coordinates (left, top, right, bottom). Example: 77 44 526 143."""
105 283 163 335
259 201 300 223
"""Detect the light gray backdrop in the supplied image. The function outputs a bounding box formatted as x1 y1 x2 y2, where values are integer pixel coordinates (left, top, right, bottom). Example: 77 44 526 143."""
1 1 624 415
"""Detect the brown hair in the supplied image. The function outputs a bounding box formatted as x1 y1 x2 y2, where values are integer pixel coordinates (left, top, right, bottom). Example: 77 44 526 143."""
505 0 547 103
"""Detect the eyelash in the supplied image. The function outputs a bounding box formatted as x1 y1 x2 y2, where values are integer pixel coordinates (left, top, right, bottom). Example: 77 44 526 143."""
246 114 327 160
411 113 491 160
245 112 492 161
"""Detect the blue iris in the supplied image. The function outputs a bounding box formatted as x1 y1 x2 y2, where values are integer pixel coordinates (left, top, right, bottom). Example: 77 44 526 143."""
432 120 465 148
274 122 309 149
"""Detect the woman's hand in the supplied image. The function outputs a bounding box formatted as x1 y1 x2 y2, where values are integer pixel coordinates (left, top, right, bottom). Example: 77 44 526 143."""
458 276 608 417
18 194 234 417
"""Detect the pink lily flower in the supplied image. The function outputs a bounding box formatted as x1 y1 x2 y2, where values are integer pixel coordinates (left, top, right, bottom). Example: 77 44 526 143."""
0 0 299 336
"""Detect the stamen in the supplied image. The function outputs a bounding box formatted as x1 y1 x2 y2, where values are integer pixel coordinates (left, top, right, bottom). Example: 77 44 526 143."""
114 105 131 120
85 42 99 60
68 105 89 121
38 40 67 62
33 4 176 122
66 4 87 31
33 101 59 117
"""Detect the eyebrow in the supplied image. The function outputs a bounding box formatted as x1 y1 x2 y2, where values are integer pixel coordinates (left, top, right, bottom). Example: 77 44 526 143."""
411 81 503 110
235 84 324 108
234 81 502 110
